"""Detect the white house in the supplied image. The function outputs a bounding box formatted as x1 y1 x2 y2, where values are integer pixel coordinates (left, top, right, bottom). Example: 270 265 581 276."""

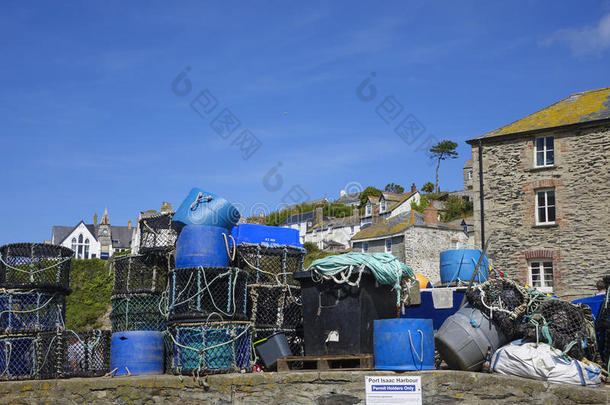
304 207 361 251
51 209 134 259
361 185 421 225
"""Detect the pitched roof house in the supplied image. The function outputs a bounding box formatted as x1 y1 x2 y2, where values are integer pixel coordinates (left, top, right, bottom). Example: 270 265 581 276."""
361 184 421 226
466 87 610 299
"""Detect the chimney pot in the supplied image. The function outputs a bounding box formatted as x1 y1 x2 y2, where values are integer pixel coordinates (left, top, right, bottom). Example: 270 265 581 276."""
161 202 173 213
411 183 417 193
128 220 132 229
423 203 438 224
93 213 98 226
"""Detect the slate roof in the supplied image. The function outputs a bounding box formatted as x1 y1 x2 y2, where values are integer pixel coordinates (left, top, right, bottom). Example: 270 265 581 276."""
351 211 461 241
280 211 317 226
469 87 610 142
52 222 133 249
308 215 360 232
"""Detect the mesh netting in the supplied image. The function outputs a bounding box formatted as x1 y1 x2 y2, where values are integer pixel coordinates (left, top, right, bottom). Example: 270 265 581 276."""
0 291 65 334
466 278 528 339
167 267 248 322
523 299 598 361
233 244 306 285
112 253 171 295
0 330 110 380
110 294 166 332
139 212 177 253
167 321 253 375
247 284 303 330
0 243 72 294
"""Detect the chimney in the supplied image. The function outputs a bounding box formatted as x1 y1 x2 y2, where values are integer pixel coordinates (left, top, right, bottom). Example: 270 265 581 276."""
93 213 98 226
411 183 417 193
128 220 132 229
315 206 323 225
372 205 380 225
352 206 359 219
423 202 438 224
161 201 173 213
101 207 109 225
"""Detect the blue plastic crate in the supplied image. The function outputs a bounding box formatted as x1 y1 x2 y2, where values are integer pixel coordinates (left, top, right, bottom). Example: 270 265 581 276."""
231 223 301 247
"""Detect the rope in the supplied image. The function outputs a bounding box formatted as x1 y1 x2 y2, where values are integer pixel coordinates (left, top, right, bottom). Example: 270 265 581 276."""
222 233 237 262
408 329 424 366
189 192 213 210
0 255 70 275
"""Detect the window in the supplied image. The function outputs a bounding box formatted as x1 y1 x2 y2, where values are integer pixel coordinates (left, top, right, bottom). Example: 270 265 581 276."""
72 233 91 259
536 189 556 225
350 225 354 234
71 237 77 252
362 242 369 253
385 239 392 253
365 204 372 216
529 261 554 293
379 199 387 213
535 136 554 167
468 170 473 180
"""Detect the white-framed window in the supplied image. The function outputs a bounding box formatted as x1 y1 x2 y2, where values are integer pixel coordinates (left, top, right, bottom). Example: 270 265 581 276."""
535 189 556 225
385 238 392 253
72 234 90 259
379 199 387 213
362 242 369 253
529 260 554 293
451 239 459 249
350 225 354 234
535 136 554 167
468 170 473 180
365 204 372 216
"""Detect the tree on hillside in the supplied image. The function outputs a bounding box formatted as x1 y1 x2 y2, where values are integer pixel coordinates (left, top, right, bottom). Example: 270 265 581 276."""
384 183 405 193
429 140 458 193
421 182 435 193
359 186 382 205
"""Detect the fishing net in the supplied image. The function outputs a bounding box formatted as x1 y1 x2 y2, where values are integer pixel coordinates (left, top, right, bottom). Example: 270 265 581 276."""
523 299 598 361
466 278 528 338
233 243 306 285
167 267 248 322
0 243 72 294
0 330 110 381
112 253 171 295
138 212 177 253
167 321 253 375
110 294 166 332
247 284 303 330
0 291 65 334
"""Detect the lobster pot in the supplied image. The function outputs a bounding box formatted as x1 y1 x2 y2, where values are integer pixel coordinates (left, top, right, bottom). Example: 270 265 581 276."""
523 299 598 361
110 294 166 332
168 321 253 375
466 278 528 339
112 253 170 295
138 212 177 253
0 330 110 381
247 284 303 329
234 244 306 285
167 267 248 322
0 291 65 334
0 243 72 294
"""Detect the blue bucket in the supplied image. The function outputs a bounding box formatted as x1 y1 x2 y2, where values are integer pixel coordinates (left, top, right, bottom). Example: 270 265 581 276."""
374 318 435 370
175 225 230 268
172 188 240 232
440 249 489 285
110 331 164 376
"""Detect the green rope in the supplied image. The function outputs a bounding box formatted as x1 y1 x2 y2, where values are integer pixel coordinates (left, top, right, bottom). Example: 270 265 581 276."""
307 252 414 305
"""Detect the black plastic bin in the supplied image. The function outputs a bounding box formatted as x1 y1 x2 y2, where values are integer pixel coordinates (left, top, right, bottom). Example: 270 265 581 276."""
294 269 398 356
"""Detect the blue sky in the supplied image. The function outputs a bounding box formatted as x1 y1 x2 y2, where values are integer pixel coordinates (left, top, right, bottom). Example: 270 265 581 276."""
1 1 609 244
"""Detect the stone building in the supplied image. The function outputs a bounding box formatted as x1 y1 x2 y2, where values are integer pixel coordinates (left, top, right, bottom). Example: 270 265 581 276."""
467 87 610 299
305 207 361 251
351 207 469 284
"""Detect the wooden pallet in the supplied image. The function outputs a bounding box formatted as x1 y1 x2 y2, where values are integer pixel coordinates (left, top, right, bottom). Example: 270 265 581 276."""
276 354 373 372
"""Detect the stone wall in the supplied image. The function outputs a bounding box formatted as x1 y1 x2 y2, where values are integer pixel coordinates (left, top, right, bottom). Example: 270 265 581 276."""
471 124 610 299
0 370 607 404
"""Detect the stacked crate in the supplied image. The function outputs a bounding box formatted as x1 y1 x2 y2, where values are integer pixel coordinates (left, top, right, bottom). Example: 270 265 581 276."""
0 243 110 380
233 242 307 366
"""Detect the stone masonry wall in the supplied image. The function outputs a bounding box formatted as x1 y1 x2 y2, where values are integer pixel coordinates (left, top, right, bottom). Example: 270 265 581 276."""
471 124 610 299
0 370 607 405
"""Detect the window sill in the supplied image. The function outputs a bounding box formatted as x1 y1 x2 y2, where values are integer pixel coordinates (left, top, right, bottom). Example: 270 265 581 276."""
526 165 558 172
532 223 558 229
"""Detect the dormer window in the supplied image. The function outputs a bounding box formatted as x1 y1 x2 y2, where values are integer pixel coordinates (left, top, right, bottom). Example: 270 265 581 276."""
365 204 372 216
379 199 387 213
535 136 554 167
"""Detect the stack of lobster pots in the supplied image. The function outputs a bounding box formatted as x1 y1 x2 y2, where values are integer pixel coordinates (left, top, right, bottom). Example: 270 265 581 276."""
164 188 253 375
0 243 110 380
231 223 307 368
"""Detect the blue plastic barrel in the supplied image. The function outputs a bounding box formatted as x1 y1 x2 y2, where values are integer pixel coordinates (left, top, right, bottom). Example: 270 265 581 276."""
440 249 489 284
110 331 164 376
231 223 302 247
374 318 435 370
172 188 240 232
175 225 230 268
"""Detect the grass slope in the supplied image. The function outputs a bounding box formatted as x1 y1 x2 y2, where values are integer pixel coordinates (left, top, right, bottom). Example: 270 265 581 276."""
65 259 113 330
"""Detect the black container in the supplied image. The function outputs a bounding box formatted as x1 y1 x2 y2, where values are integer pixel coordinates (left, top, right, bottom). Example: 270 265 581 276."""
294 269 398 356
254 332 292 368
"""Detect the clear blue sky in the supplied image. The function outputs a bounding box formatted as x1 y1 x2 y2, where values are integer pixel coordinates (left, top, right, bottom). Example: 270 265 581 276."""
1 1 609 244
